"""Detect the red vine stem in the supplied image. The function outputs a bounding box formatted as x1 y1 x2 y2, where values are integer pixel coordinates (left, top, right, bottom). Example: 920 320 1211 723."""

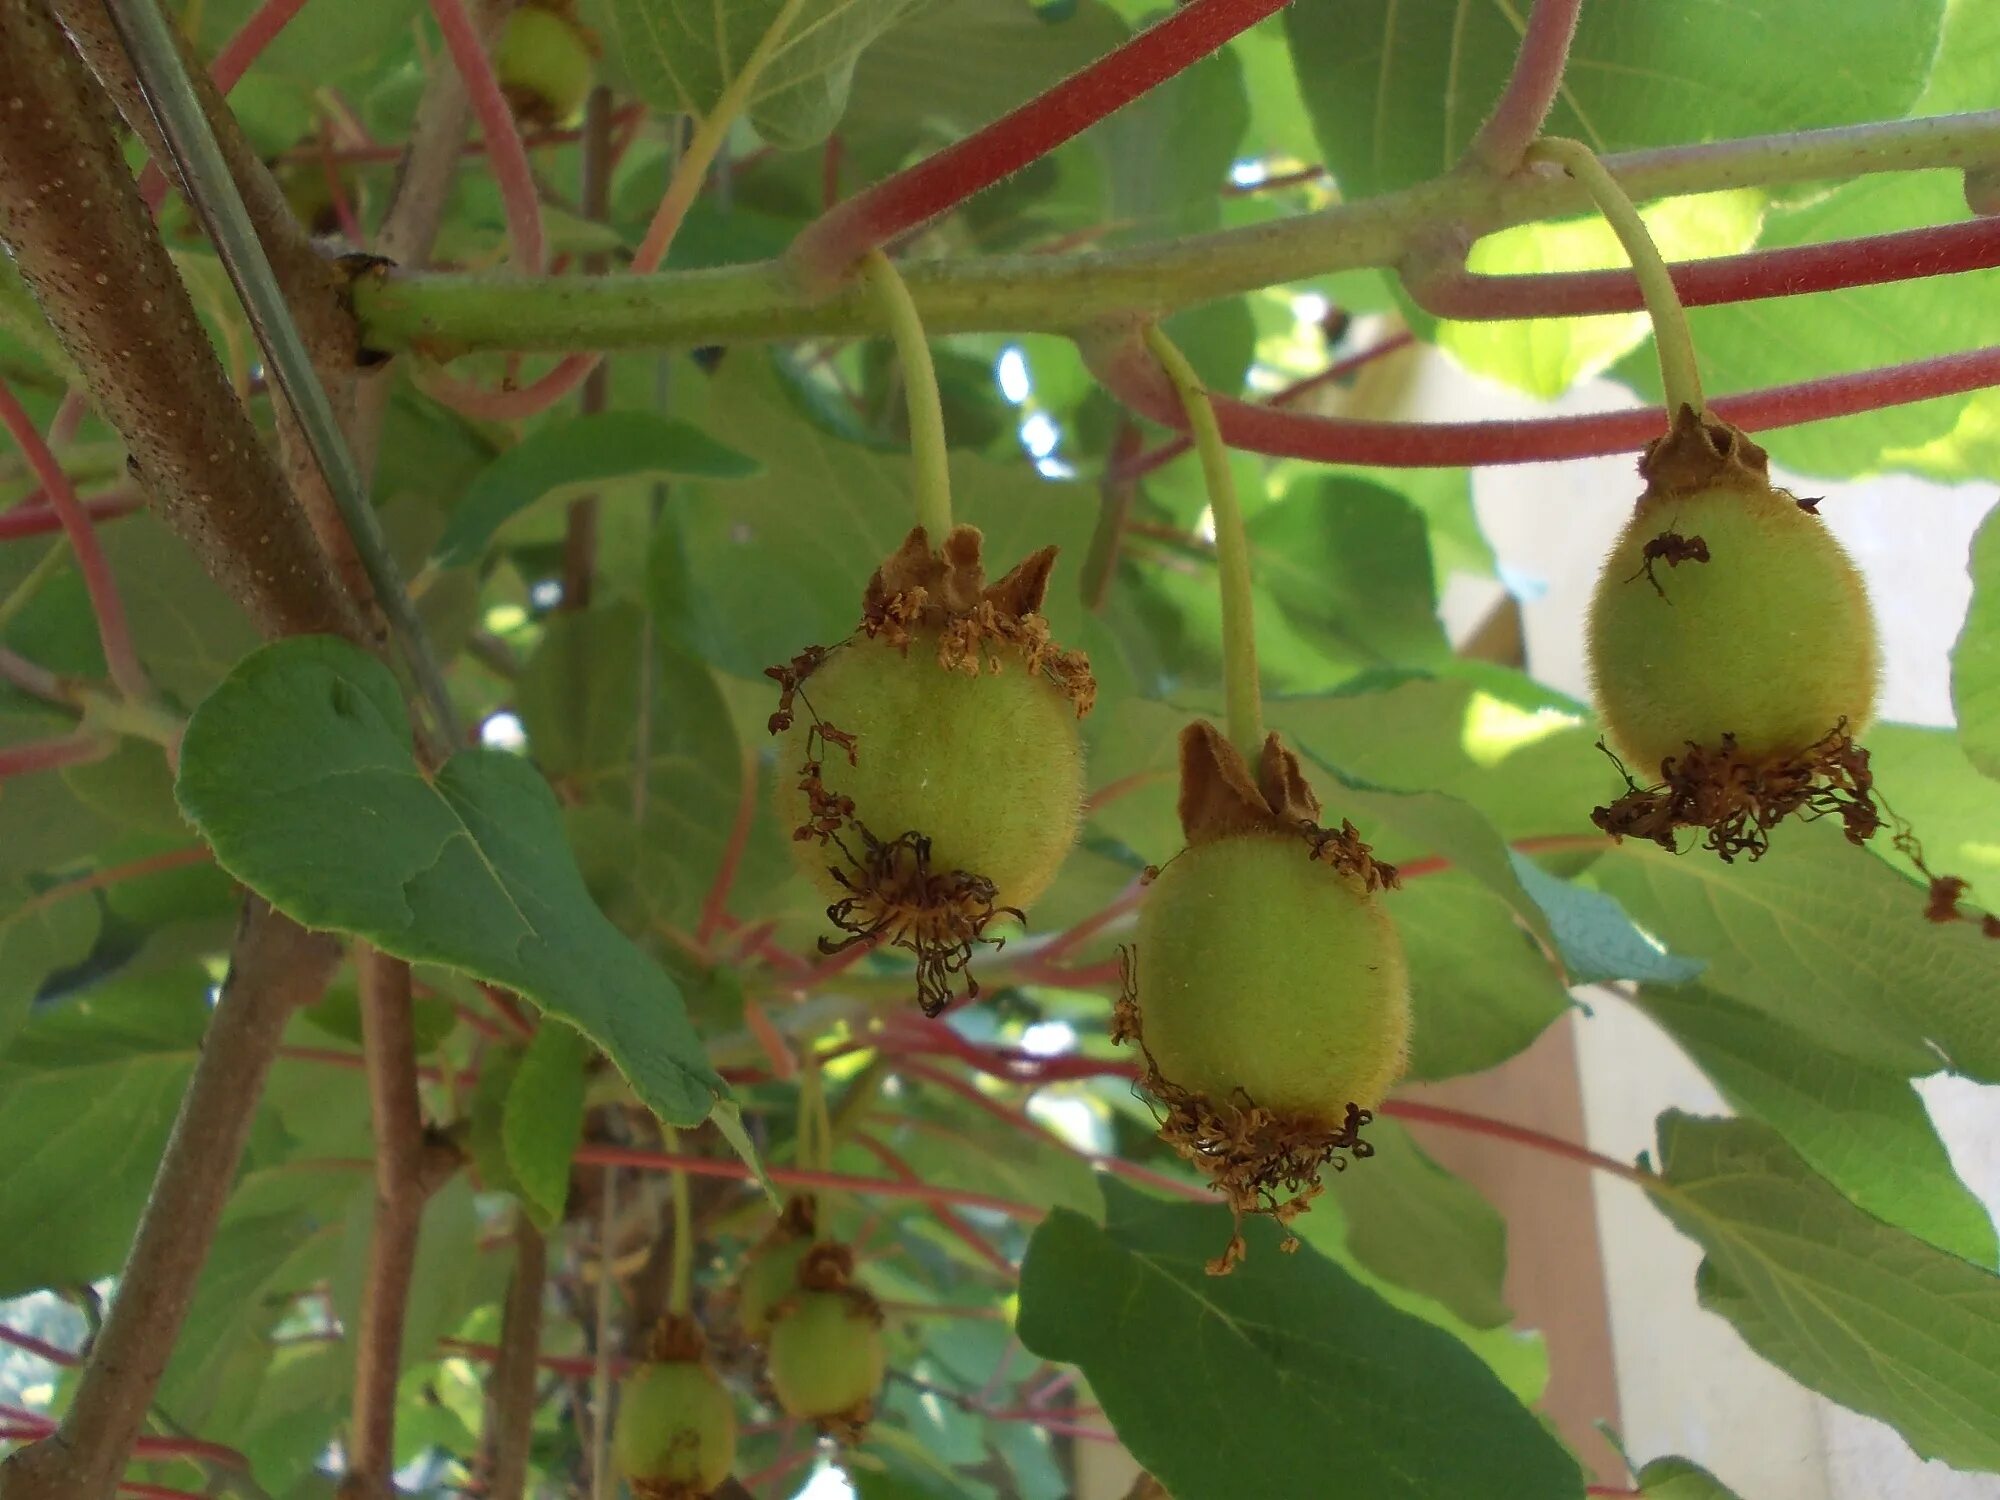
426 0 545 271
1115 332 1419 481
7 845 213 922
1409 218 2000 321
1466 0 1585 173
1380 1100 1647 1183
0 1327 76 1368
135 0 315 211
0 490 146 541
1093 329 2000 467
571 1141 1044 1220
0 731 110 781
0 381 148 699
852 1131 1018 1277
786 0 1292 290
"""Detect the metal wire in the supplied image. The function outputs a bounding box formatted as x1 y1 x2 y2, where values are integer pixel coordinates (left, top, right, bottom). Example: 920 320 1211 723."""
101 0 463 745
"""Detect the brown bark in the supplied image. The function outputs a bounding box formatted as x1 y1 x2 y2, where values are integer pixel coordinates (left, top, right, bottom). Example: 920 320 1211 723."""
0 900 341 1500
46 0 378 608
0 0 363 643
480 1217 548 1500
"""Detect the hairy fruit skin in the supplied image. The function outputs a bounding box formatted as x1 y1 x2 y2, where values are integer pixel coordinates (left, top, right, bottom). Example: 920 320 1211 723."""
1137 833 1410 1118
1589 482 1878 770
765 1290 887 1426
777 630 1084 911
493 6 595 126
613 1359 737 1497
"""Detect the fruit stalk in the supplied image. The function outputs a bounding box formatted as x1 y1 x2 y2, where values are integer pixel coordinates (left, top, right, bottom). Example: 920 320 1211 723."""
1525 136 1706 419
1143 324 1263 757
862 250 954 539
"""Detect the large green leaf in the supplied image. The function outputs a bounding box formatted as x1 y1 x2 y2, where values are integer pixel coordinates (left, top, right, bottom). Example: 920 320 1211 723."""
1394 874 1570 1081
1637 1457 1745 1500
1326 1119 1511 1329
600 0 924 149
174 636 725 1124
1285 0 1945 200
0 968 209 1296
503 1020 590 1230
0 881 100 1049
431 412 756 569
1017 1181 1584 1500
1248 477 1450 672
1650 1113 2000 1472
1956 503 2000 779
1636 985 1997 1266
651 355 1095 681
1595 823 2000 1081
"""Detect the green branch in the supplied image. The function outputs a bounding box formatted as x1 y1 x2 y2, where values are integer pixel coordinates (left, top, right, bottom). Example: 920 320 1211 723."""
354 111 2000 356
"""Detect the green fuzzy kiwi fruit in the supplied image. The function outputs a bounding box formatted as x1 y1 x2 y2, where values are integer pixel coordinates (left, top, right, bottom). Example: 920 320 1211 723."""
1136 833 1410 1119
765 1290 887 1426
613 1359 737 1498
492 5 595 126
1588 479 1878 772
776 629 1084 911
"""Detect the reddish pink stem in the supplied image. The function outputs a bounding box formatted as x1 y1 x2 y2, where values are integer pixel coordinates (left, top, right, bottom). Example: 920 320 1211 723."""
1466 0 1585 172
695 752 759 950
0 731 111 781
0 490 145 541
787 0 1293 289
0 381 148 699
426 0 545 272
137 0 317 211
1411 218 2000 321
1115 333 1417 481
0 1406 246 1471
1380 1100 1645 1182
1094 330 2000 467
572 1142 1045 1220
852 1132 1018 1278
0 1326 77 1367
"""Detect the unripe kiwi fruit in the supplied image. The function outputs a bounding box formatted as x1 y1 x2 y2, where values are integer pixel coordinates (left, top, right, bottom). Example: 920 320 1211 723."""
1137 833 1409 1119
734 1201 818 1343
613 1358 738 1498
765 1289 886 1427
775 627 1084 912
492 4 596 126
1588 420 1878 771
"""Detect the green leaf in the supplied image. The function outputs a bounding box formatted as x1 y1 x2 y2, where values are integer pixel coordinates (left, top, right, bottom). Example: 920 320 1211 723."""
652 354 1095 680
1249 478 1449 671
0 882 100 1049
1326 1119 1511 1329
1507 853 1703 988
1285 0 1946 200
1650 1112 2000 1472
1636 1456 1745 1500
1017 1181 1584 1500
1594 823 2000 1081
175 636 725 1124
60 739 187 837
1392 874 1569 1081
0 968 208 1295
469 1045 525 1200
600 0 924 150
433 412 756 568
1956 502 2000 779
503 1020 591 1229
101 514 261 706
1635 985 1996 1267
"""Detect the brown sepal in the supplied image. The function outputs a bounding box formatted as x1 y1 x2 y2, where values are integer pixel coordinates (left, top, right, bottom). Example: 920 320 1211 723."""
1638 404 1772 502
644 1312 708 1365
1176 722 1399 891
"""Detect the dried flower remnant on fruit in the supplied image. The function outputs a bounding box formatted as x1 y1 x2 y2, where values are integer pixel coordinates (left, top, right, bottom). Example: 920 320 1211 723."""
766 526 1095 1014
1118 722 1405 1274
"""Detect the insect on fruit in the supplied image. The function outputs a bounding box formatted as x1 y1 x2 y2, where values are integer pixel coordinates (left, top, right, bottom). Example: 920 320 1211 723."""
769 524 1094 1014
1115 720 1409 1274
